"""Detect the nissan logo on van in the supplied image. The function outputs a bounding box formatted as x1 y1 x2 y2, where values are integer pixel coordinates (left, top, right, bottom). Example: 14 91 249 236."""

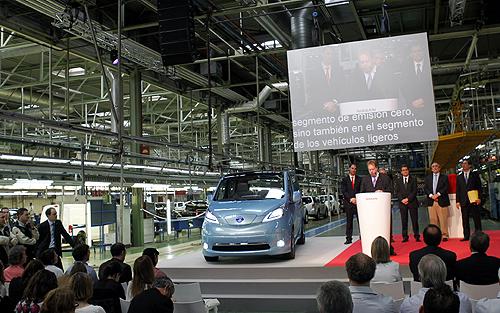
235 216 245 223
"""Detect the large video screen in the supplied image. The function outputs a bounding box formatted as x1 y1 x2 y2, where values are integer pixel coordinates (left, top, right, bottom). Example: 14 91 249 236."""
287 33 438 152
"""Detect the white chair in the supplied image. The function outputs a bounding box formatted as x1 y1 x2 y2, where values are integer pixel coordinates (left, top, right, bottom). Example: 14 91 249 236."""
394 298 405 311
470 299 478 313
411 280 454 296
459 281 500 300
173 282 220 313
370 281 405 300
120 298 131 313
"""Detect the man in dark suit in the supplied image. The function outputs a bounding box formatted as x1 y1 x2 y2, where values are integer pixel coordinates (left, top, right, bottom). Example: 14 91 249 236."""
346 50 397 102
456 231 500 285
456 159 483 241
409 224 457 281
36 207 74 268
341 163 361 244
402 44 434 109
360 159 393 193
424 162 450 241
305 46 345 116
394 164 420 242
128 277 174 313
99 242 132 284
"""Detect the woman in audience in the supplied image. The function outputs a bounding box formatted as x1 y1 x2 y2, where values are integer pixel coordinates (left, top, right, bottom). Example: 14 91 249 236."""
41 287 76 313
0 260 6 298
92 260 126 313
15 269 58 313
371 236 402 282
59 261 88 287
70 272 105 313
9 259 45 304
126 255 154 300
39 248 64 278
4 245 27 282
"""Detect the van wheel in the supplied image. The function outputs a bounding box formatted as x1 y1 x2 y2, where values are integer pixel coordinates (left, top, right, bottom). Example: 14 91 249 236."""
283 232 296 260
204 255 219 262
297 224 305 245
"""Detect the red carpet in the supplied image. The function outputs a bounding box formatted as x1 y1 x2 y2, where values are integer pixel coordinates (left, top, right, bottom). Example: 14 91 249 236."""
325 230 500 267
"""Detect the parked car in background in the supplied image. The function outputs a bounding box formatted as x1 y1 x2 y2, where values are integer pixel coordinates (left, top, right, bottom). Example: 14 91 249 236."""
172 201 186 213
185 200 208 216
202 170 305 262
305 196 328 220
319 195 338 215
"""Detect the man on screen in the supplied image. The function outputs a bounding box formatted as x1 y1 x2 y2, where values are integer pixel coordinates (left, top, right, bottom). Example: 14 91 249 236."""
347 50 396 102
341 163 361 244
305 46 344 115
403 44 433 109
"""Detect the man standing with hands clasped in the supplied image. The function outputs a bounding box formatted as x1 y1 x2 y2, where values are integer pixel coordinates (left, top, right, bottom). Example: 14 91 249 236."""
395 164 420 242
424 162 450 241
37 207 74 269
456 159 482 241
341 163 361 245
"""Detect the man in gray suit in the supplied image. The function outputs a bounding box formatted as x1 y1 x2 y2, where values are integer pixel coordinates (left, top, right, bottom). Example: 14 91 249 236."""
346 253 398 313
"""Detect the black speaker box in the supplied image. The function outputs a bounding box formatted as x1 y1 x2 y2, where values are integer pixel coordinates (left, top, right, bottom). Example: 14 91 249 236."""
158 0 198 66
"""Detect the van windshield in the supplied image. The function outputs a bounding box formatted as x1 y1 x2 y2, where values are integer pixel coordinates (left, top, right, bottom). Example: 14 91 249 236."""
214 173 285 201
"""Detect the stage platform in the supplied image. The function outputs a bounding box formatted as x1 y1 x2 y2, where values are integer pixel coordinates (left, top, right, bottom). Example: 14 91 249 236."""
158 236 410 313
157 230 500 312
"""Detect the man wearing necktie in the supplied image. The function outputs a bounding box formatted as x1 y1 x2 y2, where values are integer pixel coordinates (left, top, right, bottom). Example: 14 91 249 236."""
394 165 420 242
37 207 75 269
456 159 482 241
403 44 433 109
424 162 450 241
341 163 361 244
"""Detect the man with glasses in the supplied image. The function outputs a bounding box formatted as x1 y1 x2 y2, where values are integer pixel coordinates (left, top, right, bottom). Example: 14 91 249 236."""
36 207 74 269
424 162 450 241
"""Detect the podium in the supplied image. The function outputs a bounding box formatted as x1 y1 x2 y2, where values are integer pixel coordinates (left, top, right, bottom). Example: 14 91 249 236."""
355 192 392 257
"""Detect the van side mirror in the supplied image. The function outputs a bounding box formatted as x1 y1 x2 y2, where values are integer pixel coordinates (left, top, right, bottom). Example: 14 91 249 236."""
292 191 301 203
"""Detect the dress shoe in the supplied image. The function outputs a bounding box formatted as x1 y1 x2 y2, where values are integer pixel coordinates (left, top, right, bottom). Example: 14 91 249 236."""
442 237 448 242
460 238 469 242
390 237 395 243
344 239 352 245
402 238 409 243
415 237 421 242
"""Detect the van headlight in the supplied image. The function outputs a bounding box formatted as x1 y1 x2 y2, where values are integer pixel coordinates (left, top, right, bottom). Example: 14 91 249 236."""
263 207 284 222
205 210 219 224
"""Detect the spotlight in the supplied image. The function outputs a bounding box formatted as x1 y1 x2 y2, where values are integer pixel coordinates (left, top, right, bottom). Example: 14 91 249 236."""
110 49 119 65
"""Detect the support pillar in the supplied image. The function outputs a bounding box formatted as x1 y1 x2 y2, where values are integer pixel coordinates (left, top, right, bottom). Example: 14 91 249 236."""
130 69 142 155
131 188 144 246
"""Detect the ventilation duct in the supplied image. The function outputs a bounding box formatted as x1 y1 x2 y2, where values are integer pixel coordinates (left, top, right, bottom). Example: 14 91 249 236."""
291 2 318 50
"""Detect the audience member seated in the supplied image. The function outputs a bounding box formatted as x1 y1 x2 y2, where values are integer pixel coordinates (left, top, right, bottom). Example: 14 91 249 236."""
371 236 402 283
65 244 98 283
98 243 132 284
41 287 76 313
345 253 397 313
0 260 6 299
39 248 64 278
9 259 45 305
92 260 125 313
127 277 174 313
70 272 105 313
14 269 58 313
400 254 471 313
126 256 154 300
317 280 353 313
409 225 457 282
420 284 460 313
474 268 500 313
143 248 167 279
456 231 500 285
4 245 27 282
59 261 90 287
